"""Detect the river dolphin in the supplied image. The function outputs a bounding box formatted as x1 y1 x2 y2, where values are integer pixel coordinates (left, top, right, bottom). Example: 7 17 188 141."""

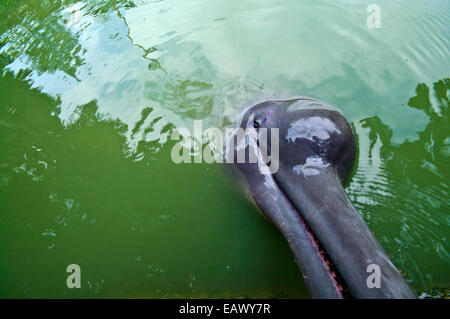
229 97 416 299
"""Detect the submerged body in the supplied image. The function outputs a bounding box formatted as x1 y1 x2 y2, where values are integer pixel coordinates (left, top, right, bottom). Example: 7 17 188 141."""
231 97 416 298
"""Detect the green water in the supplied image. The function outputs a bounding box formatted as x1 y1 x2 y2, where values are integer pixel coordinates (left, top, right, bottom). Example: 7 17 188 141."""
0 0 448 298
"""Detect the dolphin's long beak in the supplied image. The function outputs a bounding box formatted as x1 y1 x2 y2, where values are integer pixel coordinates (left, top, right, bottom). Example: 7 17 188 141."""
233 99 416 298
242 166 347 298
271 165 417 298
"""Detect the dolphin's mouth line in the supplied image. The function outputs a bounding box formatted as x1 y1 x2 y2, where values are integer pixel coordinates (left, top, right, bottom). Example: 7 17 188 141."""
262 151 352 296
273 168 359 298
257 149 353 296
274 174 352 298
298 209 353 298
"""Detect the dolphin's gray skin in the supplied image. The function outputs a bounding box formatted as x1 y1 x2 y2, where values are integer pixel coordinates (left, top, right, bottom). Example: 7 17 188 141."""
230 97 416 299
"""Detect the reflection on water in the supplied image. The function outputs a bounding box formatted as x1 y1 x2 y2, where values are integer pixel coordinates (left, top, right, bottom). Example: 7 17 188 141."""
348 79 449 294
0 70 306 298
0 0 84 78
0 0 449 297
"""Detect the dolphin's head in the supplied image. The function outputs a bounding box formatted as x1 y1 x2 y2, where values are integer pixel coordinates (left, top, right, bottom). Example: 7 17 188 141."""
237 98 355 179
232 97 416 299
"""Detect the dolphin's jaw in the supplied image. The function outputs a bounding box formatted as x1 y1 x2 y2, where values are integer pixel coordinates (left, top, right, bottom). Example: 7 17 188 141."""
299 213 351 298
